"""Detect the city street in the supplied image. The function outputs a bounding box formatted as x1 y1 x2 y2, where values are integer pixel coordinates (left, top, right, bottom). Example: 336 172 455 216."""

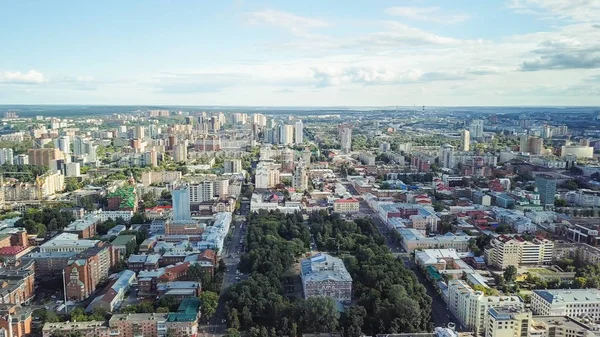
359 200 465 331
202 215 247 337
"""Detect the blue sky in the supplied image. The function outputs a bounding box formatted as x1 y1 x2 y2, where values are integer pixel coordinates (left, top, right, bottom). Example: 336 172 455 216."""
1 0 599 106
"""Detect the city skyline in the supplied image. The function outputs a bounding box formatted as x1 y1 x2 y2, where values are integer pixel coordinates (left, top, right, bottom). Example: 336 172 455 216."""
1 0 599 106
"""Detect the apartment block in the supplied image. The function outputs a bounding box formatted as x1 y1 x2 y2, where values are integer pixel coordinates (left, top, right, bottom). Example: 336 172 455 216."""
447 280 523 335
65 243 116 301
485 235 554 269
531 289 600 320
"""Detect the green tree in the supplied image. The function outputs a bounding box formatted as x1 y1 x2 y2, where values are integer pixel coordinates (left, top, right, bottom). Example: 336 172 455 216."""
199 291 219 320
228 308 240 330
299 297 339 333
224 328 241 337
504 265 518 283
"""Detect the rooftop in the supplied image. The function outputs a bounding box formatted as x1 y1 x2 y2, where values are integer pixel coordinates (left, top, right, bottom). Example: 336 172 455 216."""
534 289 600 304
111 234 136 246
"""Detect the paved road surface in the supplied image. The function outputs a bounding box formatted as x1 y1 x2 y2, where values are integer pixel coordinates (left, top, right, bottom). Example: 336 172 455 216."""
362 200 465 331
202 216 247 337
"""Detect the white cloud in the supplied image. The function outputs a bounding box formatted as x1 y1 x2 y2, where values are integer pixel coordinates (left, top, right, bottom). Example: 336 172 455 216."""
244 9 328 36
0 70 46 85
385 6 469 24
507 0 600 22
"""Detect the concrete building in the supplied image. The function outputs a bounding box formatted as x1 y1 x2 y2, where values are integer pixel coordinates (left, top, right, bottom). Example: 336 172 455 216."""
280 124 294 145
528 137 544 155
536 174 557 206
0 148 13 165
86 270 136 313
63 215 101 239
530 315 600 337
485 306 531 337
293 161 309 190
39 233 99 253
58 136 71 154
531 289 600 319
65 243 116 301
295 119 304 144
469 120 484 138
255 161 280 189
485 235 554 269
339 123 352 153
461 130 470 152
333 198 360 213
301 253 352 304
172 186 191 221
43 321 109 337
224 159 242 174
561 145 594 159
439 144 455 169
173 140 188 163
27 148 64 167
447 279 523 335
141 170 182 187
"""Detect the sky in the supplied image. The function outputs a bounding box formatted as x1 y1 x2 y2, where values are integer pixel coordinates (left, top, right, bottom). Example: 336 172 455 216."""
1 0 599 106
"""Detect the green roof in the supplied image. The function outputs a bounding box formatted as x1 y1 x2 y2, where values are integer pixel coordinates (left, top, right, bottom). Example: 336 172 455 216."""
167 297 201 322
111 235 136 246
107 186 137 209
426 265 442 281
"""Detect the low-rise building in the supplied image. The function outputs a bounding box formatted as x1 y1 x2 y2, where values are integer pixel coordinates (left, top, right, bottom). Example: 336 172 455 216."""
111 235 137 257
43 321 109 337
0 260 35 305
86 270 136 313
0 304 32 337
63 215 101 239
333 198 359 213
127 254 161 272
301 253 352 304
398 228 472 253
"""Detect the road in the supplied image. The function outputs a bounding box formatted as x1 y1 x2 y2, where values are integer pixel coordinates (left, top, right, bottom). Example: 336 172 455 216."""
202 215 248 337
356 196 465 331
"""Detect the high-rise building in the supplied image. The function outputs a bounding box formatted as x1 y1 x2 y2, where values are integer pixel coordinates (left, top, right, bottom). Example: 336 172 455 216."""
58 136 71 154
528 137 544 155
469 119 484 138
541 124 552 139
172 140 188 163
28 148 64 167
252 113 267 127
439 144 455 169
302 148 312 164
172 186 191 221
535 174 556 206
73 137 98 163
189 181 215 203
14 154 28 165
519 135 530 153
0 148 14 165
255 161 280 189
339 123 352 153
224 159 242 174
133 125 145 140
460 130 470 152
293 161 309 190
294 120 304 144
280 124 294 145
